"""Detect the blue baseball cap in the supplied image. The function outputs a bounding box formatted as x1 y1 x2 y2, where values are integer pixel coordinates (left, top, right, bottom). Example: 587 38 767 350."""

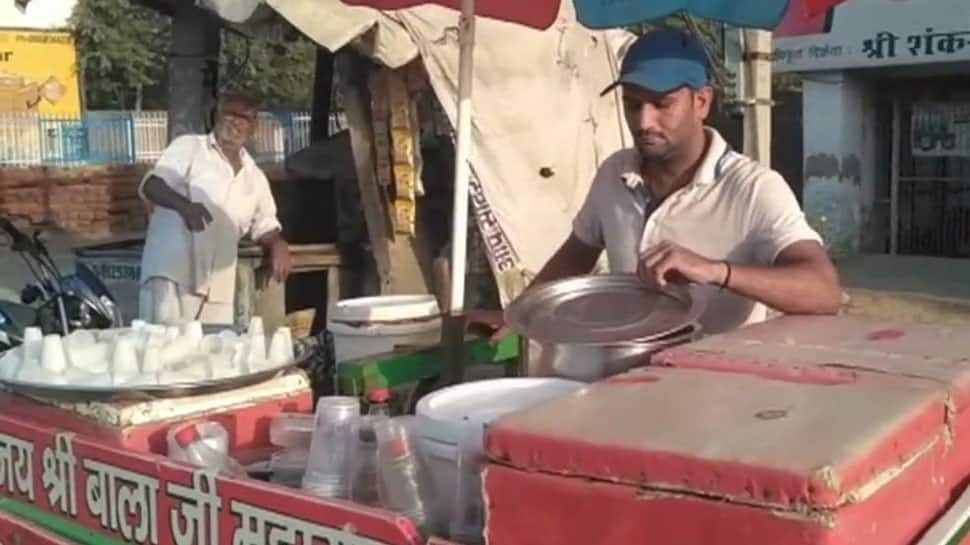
602 28 711 96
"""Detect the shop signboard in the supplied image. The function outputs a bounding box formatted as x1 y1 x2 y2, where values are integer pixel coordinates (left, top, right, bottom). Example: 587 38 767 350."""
773 0 970 72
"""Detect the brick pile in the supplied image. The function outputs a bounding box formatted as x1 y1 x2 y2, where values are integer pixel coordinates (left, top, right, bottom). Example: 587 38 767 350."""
0 165 150 239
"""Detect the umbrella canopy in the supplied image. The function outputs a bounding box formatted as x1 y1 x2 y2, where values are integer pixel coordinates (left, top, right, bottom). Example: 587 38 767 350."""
801 0 854 18
341 0 562 29
573 0 792 30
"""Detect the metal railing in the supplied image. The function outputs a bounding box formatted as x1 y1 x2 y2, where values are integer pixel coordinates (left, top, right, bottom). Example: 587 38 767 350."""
0 110 345 168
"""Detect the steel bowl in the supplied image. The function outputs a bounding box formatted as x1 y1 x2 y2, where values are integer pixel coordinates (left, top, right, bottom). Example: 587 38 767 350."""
520 323 701 382
506 275 706 382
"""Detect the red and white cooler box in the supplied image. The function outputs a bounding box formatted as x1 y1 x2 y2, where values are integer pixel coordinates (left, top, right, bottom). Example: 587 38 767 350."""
483 316 970 545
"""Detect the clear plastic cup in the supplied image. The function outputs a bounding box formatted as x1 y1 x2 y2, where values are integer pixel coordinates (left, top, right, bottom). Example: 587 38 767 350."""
22 327 43 363
270 448 308 488
160 336 195 368
231 342 250 373
374 416 431 530
267 327 294 367
66 329 97 349
302 397 360 499
248 316 264 337
270 413 314 449
449 422 487 543
67 342 109 374
183 321 204 346
40 334 68 374
247 334 267 369
111 337 140 384
141 334 166 373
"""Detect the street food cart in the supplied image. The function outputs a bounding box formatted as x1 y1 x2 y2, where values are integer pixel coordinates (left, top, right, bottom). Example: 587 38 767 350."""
0 312 969 545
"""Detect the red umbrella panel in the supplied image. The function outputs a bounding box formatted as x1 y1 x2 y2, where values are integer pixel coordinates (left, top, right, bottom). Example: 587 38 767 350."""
340 0 562 29
802 0 854 18
776 0 856 37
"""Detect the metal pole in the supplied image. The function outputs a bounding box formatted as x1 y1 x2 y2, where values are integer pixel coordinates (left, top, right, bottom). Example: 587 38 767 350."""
441 0 476 387
890 98 901 255
448 0 476 316
742 29 772 165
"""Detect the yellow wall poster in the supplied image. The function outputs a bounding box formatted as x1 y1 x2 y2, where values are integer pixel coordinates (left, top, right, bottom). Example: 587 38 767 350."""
0 29 82 115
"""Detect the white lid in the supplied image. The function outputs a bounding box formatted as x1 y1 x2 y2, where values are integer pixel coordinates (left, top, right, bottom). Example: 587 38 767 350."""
415 378 586 445
330 295 441 323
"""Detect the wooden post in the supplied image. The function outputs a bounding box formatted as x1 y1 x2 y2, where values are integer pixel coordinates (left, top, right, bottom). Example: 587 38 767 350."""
742 29 773 165
167 5 220 141
310 48 335 143
335 52 431 295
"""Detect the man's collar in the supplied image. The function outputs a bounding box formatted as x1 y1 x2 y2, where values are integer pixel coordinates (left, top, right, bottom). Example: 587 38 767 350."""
207 133 255 167
619 127 728 190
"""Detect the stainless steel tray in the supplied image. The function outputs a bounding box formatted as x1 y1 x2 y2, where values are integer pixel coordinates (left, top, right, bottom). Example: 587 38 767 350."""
505 274 706 345
0 346 311 403
0 360 305 403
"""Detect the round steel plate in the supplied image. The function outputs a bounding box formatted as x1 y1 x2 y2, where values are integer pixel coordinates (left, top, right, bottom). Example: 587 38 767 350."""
0 359 305 403
505 275 706 345
0 341 311 403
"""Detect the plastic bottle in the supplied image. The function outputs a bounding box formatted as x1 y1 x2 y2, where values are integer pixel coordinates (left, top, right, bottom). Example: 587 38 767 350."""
374 416 431 532
367 388 393 417
167 422 245 475
352 389 393 506
449 422 487 544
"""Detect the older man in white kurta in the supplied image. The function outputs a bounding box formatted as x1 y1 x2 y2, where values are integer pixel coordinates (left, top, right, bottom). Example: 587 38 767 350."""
138 95 290 325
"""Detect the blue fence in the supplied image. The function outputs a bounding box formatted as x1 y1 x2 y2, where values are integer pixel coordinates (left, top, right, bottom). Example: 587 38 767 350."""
0 110 341 168
36 113 137 166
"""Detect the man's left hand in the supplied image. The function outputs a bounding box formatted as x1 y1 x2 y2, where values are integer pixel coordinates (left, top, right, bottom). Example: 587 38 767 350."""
269 239 291 283
637 241 726 287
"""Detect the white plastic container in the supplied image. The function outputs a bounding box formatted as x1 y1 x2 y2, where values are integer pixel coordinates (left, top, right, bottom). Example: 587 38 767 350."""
414 378 585 535
328 295 442 363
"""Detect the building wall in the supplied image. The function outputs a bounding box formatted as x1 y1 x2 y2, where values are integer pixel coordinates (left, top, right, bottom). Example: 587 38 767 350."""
801 72 879 257
0 164 149 238
775 0 970 257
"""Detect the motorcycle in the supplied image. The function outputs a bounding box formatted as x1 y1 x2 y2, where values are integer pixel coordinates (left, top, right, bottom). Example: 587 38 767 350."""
0 217 123 351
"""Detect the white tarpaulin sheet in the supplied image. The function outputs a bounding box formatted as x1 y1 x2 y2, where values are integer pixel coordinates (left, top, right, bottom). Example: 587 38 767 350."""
267 0 633 304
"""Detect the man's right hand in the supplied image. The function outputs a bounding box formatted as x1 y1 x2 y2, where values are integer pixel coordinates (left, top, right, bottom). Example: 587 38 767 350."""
179 202 213 232
466 309 512 345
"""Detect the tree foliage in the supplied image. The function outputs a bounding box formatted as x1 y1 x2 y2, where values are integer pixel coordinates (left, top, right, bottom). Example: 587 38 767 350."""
220 30 316 111
69 0 169 110
69 0 317 111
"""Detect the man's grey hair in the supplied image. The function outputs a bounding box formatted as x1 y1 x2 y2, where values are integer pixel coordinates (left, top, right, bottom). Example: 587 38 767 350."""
216 93 259 116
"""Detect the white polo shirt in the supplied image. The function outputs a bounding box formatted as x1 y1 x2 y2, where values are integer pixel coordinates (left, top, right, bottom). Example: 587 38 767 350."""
139 134 281 304
573 128 822 334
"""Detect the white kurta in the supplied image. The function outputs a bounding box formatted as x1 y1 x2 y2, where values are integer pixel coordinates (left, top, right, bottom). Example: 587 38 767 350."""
138 134 281 324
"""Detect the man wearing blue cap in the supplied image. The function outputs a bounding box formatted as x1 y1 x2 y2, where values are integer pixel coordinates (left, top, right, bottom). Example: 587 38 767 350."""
472 28 840 336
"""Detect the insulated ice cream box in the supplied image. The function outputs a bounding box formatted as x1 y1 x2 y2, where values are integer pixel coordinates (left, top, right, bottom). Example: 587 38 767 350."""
484 316 970 545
